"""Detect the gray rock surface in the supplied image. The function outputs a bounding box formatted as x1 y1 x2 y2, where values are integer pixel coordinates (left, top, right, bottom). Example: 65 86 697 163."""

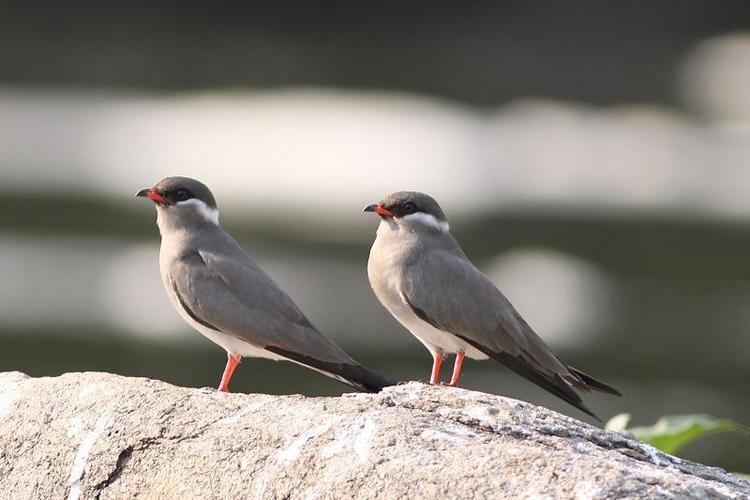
0 371 747 499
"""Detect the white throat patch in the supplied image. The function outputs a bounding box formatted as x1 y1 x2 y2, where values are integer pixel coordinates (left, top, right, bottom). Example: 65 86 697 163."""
177 198 220 225
402 212 449 232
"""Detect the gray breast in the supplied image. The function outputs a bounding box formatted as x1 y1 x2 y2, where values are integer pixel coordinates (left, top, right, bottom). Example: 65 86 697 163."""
367 223 413 307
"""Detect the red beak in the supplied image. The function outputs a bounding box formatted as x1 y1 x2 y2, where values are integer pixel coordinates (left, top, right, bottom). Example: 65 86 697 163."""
364 203 394 218
146 190 166 204
136 187 167 205
374 205 394 217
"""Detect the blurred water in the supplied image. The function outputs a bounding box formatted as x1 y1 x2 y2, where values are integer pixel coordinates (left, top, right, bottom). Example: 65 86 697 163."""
3 88 750 219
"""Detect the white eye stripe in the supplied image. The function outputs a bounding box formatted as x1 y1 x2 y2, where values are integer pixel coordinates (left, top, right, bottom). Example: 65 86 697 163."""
402 212 449 232
176 198 220 225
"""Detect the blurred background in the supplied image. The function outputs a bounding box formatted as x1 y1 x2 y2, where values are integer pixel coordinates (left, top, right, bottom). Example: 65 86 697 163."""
1 1 749 471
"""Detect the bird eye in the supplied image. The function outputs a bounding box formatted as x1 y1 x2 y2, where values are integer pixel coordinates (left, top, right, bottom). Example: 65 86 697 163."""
175 189 192 201
402 201 418 213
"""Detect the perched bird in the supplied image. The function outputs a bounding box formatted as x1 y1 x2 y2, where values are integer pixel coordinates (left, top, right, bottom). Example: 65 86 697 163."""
364 191 620 418
136 176 391 393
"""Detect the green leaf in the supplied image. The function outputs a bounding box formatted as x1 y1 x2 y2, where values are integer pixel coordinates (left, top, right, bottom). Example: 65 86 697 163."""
604 413 631 432
627 415 749 455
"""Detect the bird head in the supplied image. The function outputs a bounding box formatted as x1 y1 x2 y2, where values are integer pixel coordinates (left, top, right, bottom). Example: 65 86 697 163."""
363 191 449 233
136 176 219 230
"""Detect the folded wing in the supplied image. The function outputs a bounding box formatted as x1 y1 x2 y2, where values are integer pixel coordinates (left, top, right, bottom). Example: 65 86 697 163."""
168 250 391 392
402 249 620 418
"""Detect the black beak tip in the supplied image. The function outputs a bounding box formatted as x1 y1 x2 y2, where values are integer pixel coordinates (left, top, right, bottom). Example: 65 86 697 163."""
363 203 377 213
135 188 150 198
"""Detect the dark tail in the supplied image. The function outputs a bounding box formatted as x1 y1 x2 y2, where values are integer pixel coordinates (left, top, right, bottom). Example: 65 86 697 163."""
455 334 620 421
265 345 394 393
568 366 622 396
335 363 395 393
493 351 602 421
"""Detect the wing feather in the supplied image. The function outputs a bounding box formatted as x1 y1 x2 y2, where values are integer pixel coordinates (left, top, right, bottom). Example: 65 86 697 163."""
402 249 566 373
168 250 355 366
400 249 615 418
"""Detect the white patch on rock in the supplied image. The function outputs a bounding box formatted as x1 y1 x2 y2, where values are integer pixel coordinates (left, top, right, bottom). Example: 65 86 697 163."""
218 402 264 425
706 482 738 499
353 417 376 463
254 471 269 500
420 424 477 443
573 481 601 498
638 443 666 467
421 430 461 442
382 382 425 405
321 415 376 464
68 413 113 500
77 383 104 399
320 431 349 459
465 405 496 426
67 415 84 439
275 424 330 464
0 383 20 420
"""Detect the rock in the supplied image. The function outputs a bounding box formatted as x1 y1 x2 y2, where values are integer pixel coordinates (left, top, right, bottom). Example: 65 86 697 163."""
0 372 747 499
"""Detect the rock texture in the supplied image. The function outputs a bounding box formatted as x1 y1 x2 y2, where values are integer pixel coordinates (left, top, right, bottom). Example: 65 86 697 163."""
0 372 747 499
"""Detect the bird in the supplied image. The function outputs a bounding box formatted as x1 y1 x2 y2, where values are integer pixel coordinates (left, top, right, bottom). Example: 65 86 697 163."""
136 176 392 393
363 191 620 418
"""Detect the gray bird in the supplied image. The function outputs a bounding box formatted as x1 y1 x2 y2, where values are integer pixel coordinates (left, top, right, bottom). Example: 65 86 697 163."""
364 191 620 418
136 176 391 393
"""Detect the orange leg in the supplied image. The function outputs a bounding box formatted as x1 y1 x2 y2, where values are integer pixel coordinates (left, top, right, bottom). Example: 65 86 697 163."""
429 350 444 385
218 353 240 392
447 351 465 387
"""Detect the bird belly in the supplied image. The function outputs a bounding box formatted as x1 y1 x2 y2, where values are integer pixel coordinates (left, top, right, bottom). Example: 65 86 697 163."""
368 240 488 360
162 277 285 361
171 297 360 386
390 303 489 360
198 327 285 360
